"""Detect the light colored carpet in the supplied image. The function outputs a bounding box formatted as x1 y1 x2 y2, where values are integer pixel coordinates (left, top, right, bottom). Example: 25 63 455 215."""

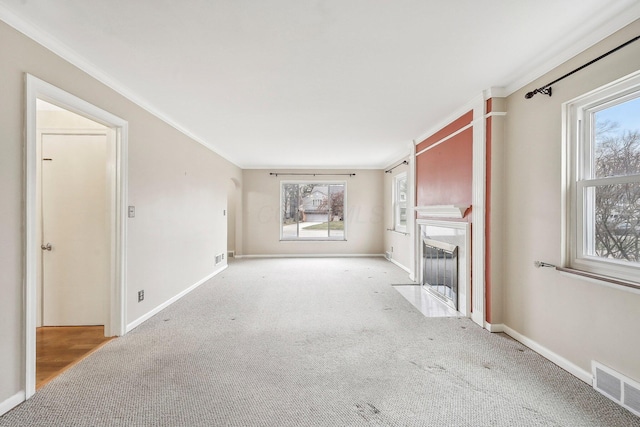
1 257 638 426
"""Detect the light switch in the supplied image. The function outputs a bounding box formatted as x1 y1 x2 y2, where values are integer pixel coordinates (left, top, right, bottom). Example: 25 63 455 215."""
128 206 135 218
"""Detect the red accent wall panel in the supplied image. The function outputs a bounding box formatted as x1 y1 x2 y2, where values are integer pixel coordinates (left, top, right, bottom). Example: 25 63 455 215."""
416 110 473 153
416 128 473 208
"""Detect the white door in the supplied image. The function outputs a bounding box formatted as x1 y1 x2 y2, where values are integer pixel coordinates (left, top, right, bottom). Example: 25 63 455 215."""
41 133 109 326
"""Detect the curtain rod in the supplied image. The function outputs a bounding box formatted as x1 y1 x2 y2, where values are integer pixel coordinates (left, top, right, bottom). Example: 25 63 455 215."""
384 160 408 173
269 172 356 177
525 34 640 99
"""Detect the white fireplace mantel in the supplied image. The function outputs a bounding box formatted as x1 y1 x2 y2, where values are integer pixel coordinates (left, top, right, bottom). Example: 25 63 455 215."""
414 205 470 219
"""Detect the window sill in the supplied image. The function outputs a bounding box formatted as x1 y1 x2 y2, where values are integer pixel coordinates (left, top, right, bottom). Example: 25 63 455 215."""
280 239 346 243
386 228 409 236
556 267 640 293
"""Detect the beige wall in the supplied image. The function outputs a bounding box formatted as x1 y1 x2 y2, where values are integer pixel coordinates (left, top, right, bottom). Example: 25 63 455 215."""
242 169 384 256
487 98 506 325
502 20 640 380
0 20 241 408
382 158 412 272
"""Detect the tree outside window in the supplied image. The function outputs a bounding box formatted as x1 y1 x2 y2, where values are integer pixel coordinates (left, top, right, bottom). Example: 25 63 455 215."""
281 182 346 240
566 72 640 283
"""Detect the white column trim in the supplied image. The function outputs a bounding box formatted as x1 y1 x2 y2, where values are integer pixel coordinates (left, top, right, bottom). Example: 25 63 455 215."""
471 95 486 327
409 141 417 281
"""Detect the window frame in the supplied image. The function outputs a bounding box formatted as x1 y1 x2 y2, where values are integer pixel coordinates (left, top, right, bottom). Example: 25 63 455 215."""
564 70 640 283
393 172 408 233
279 180 347 242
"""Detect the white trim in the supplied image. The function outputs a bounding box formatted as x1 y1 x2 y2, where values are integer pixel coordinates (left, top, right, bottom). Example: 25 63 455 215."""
471 97 486 327
24 74 128 398
414 94 482 145
235 254 385 259
389 258 411 274
485 112 507 119
0 4 239 169
484 87 508 99
504 0 640 95
0 391 25 416
415 123 473 157
408 141 417 282
414 205 469 219
126 265 227 333
502 325 592 385
484 322 504 333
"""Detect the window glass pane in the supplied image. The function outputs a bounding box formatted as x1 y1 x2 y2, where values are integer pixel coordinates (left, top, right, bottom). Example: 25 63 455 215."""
397 176 407 228
297 184 320 238
328 184 345 238
585 182 640 263
281 182 346 240
282 183 300 238
594 96 640 178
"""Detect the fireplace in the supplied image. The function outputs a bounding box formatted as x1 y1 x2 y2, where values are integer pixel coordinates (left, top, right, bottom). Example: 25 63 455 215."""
422 238 458 309
417 219 471 316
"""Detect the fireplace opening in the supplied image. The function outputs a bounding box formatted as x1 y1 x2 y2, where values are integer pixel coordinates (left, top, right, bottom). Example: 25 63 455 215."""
422 238 458 309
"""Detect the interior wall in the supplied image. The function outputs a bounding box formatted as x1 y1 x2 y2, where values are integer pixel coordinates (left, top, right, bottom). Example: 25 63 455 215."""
383 158 411 272
0 19 241 410
503 19 640 380
415 111 473 212
242 169 384 256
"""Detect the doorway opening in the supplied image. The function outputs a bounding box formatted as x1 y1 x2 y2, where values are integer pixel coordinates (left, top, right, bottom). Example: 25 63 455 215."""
25 75 128 399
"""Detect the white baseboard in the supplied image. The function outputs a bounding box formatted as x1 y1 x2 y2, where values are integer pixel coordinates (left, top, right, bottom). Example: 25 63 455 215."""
0 391 25 416
126 264 228 333
501 325 592 385
388 258 411 274
485 322 505 333
235 254 385 259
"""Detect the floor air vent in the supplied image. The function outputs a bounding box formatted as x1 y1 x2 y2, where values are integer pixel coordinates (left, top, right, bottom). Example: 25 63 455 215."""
593 361 640 416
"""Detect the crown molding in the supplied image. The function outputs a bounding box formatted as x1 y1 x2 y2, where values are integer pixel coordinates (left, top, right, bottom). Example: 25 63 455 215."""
413 93 483 145
504 0 640 95
0 5 241 168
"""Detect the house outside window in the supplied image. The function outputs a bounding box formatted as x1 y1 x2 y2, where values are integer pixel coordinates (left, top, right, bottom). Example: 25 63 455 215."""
565 71 640 283
281 182 346 240
394 173 408 233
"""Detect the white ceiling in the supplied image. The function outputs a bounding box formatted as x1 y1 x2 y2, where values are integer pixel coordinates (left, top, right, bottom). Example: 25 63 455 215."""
2 1 640 169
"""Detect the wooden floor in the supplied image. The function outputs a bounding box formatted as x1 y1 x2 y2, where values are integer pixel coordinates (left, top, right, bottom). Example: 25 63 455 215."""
36 326 114 389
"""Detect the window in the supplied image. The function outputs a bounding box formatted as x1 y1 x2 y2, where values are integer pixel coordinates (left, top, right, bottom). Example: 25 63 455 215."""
281 182 346 240
393 173 408 233
565 71 640 283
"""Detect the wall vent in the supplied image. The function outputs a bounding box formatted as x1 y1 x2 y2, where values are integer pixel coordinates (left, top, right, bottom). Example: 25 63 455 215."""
385 251 392 260
215 254 224 265
593 361 640 416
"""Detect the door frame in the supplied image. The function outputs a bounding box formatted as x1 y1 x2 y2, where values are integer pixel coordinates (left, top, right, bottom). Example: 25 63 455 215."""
24 74 128 398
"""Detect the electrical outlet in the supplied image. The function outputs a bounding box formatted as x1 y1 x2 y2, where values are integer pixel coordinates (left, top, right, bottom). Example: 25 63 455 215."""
128 206 136 218
138 290 144 302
